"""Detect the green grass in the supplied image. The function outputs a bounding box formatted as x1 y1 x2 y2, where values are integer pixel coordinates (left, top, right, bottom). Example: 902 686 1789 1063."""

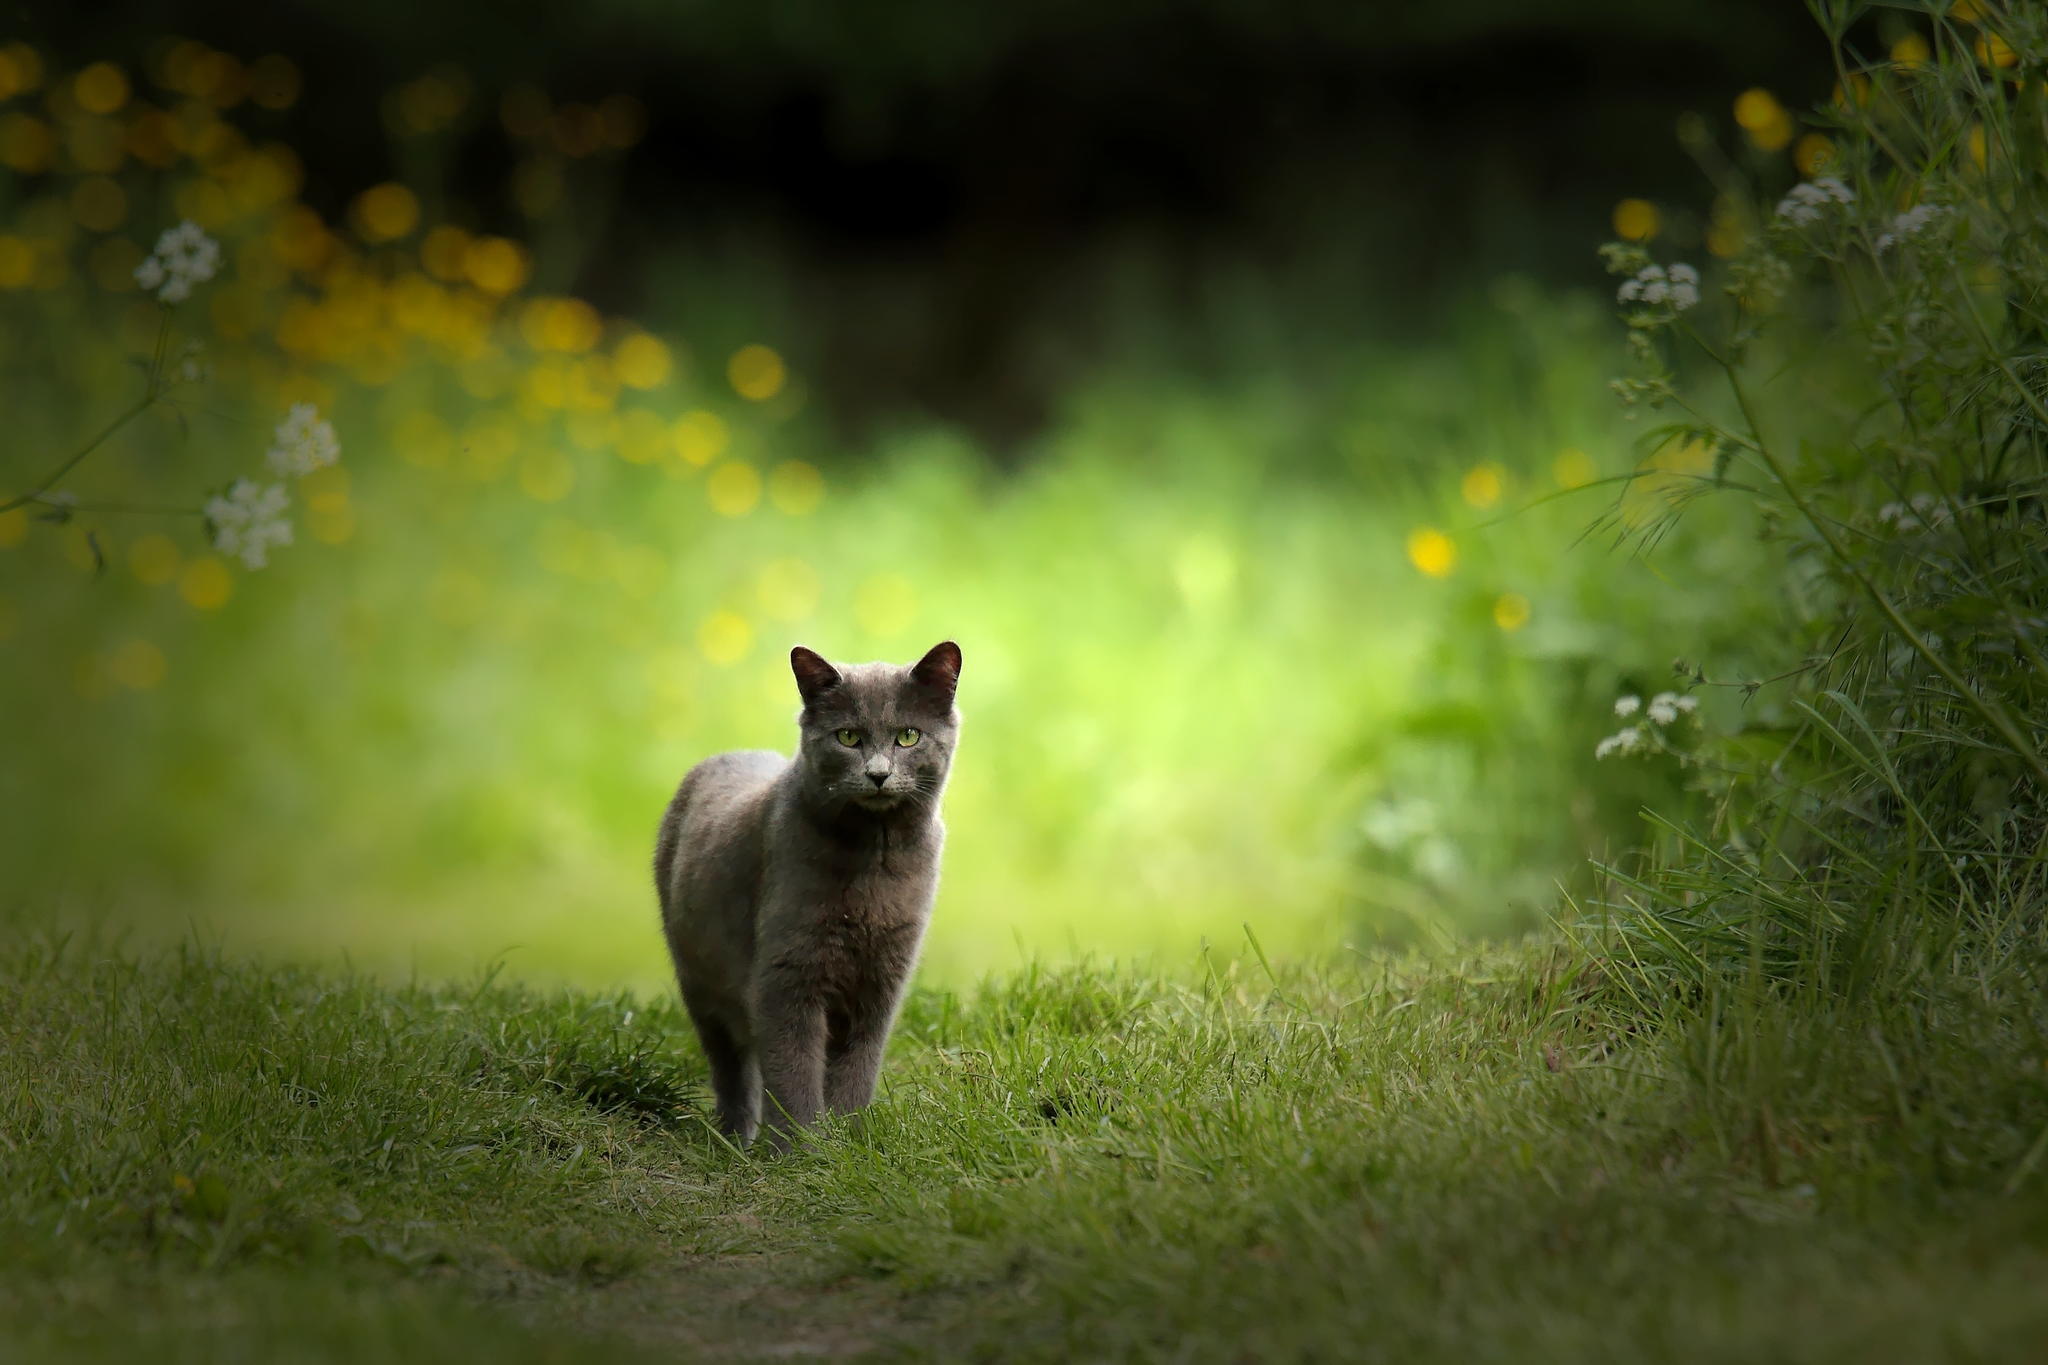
1 284 1791 988
9 931 2047 1362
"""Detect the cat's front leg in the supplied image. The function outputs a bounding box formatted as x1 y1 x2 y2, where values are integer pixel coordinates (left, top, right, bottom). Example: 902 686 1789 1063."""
752 979 826 1150
824 994 900 1116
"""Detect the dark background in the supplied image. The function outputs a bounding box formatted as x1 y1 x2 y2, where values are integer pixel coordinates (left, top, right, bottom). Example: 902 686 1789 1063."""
21 0 1830 445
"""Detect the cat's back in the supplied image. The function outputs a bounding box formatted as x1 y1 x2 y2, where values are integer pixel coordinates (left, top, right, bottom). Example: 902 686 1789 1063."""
655 749 786 914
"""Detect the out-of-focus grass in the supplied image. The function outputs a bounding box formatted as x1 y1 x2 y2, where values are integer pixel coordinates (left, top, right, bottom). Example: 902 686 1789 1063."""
0 48 1790 988
0 297 1784 987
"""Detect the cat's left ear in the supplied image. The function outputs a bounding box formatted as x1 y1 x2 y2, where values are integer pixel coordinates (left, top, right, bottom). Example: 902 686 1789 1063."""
910 640 961 706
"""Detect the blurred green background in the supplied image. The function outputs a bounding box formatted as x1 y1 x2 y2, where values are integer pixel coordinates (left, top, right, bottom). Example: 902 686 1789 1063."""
0 0 1834 987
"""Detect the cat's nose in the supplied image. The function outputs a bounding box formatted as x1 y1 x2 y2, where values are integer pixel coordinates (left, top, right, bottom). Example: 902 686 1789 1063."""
866 771 888 788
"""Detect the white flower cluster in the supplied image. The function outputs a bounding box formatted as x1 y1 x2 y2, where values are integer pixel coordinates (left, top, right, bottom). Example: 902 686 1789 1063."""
1775 177 1855 227
1617 263 1700 311
205 403 342 570
1877 493 1952 532
1595 691 1699 760
204 479 293 570
1875 204 1947 254
133 220 222 303
266 403 342 477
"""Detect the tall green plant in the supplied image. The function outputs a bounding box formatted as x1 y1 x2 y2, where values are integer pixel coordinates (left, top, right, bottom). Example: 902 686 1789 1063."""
1590 0 2048 995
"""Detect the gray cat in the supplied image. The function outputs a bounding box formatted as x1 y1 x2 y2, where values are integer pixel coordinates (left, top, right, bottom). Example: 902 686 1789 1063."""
653 641 962 1148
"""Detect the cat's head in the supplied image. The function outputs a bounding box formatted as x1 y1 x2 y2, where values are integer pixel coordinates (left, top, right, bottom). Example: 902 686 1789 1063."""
789 641 962 817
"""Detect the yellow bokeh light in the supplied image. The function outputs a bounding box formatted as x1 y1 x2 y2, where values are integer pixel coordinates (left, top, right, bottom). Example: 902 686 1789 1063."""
110 639 167 690
462 235 530 294
1406 527 1457 578
1611 198 1659 242
1831 74 1871 110
70 176 127 232
1553 448 1597 490
420 225 470 282
615 408 669 465
698 610 753 666
768 460 825 516
248 54 300 110
1622 435 1717 528
519 449 576 502
855 573 918 638
1460 463 1505 509
756 557 820 621
0 237 31 289
1492 593 1531 632
707 462 762 517
1793 133 1835 176
522 296 601 353
129 533 182 586
2 43 41 95
1703 194 1746 260
614 332 672 389
74 61 130 115
172 178 232 230
727 343 786 402
0 506 27 547
672 410 729 467
1892 34 1931 68
1733 88 1794 152
1950 0 1983 21
178 556 234 610
1976 32 2017 68
352 182 420 242
0 114 55 173
307 499 355 545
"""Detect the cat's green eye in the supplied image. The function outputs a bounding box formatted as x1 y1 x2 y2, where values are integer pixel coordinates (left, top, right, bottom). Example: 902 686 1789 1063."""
895 728 921 747
835 728 862 747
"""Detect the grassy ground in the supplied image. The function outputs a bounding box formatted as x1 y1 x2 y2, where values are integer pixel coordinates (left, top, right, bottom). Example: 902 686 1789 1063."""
8 931 2047 1363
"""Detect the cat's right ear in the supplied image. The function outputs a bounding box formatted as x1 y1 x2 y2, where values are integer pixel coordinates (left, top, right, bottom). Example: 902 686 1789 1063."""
790 646 842 706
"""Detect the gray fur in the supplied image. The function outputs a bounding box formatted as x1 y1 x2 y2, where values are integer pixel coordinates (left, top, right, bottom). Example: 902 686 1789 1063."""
654 641 962 1148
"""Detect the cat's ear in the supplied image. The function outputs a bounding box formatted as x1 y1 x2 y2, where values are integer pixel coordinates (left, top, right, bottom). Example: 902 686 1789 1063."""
790 646 842 706
910 640 961 706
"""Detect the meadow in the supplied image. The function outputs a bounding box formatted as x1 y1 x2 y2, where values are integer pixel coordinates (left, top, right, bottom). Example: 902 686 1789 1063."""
0 36 1787 984
7 1 2048 1359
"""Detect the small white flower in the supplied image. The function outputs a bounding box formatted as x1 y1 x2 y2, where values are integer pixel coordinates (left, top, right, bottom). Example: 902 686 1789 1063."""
1614 695 1641 718
132 219 222 304
1647 693 1680 726
1674 694 1699 714
1617 263 1699 313
1879 493 1952 532
1875 203 1947 254
1595 725 1646 761
1775 178 1854 228
266 403 341 477
205 478 293 570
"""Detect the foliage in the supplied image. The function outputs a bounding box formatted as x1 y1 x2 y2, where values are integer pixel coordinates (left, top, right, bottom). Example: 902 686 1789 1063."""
1585 0 2048 1002
0 39 1796 978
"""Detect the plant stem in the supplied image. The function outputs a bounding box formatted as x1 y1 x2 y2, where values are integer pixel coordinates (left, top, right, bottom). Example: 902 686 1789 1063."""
0 313 171 515
1718 358 2048 789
